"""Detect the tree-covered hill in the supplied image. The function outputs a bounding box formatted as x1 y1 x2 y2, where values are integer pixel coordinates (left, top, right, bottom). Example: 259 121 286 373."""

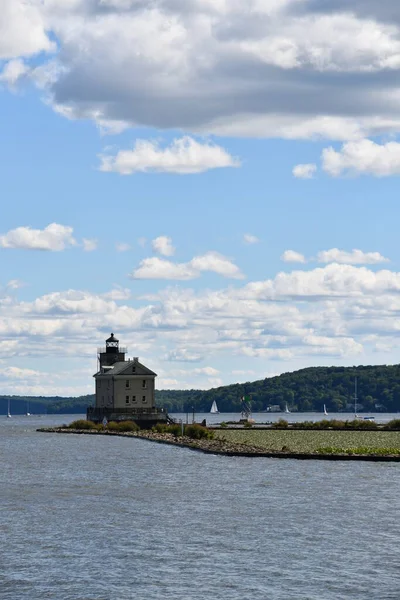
156 364 400 413
2 364 400 414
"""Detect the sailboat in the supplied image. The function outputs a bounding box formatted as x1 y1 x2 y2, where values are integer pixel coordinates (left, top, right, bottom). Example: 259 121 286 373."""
25 400 31 416
210 400 219 414
7 398 11 418
323 404 328 416
285 403 291 414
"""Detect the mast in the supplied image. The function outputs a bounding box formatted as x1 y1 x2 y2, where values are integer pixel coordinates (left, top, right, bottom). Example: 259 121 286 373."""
354 376 358 416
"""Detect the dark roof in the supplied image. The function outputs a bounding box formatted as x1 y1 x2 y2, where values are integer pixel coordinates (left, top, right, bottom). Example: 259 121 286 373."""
93 360 157 378
106 333 119 343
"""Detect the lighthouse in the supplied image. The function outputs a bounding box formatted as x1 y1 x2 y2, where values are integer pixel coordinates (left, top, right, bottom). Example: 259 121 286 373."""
87 333 168 428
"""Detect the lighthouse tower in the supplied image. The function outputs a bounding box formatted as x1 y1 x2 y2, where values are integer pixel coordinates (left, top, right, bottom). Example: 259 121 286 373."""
98 333 126 368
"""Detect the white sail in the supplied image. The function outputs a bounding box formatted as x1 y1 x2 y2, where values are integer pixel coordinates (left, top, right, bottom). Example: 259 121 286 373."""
7 398 11 418
323 404 328 416
285 403 290 414
210 400 219 414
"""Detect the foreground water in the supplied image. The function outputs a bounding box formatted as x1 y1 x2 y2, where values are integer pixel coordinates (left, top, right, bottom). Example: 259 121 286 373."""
1 415 399 600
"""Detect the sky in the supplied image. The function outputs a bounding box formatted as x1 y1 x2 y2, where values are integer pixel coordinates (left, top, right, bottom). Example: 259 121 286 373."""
1 0 400 396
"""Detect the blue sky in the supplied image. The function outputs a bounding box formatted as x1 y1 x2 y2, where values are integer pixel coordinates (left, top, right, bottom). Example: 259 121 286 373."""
1 0 400 396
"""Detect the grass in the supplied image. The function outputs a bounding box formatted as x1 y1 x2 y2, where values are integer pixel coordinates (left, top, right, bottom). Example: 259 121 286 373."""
214 429 400 453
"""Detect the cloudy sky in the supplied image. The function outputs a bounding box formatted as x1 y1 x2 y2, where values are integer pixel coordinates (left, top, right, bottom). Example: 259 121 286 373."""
1 0 400 396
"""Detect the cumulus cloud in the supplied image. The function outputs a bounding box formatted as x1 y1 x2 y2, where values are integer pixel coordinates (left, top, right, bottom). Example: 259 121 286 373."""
5 261 400 387
281 250 306 264
0 223 77 251
0 59 29 87
293 163 317 179
131 251 244 280
82 238 98 252
99 137 240 174
5 1 400 141
322 139 400 177
0 0 55 60
152 236 175 257
317 248 390 265
243 234 260 245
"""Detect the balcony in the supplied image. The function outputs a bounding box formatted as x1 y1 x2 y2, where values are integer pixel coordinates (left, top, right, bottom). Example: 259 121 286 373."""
97 347 127 354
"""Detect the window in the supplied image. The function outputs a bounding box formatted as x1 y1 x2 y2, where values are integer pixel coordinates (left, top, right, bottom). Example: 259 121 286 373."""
125 380 130 388
142 395 146 403
132 395 136 403
142 379 147 389
125 396 129 404
132 366 136 373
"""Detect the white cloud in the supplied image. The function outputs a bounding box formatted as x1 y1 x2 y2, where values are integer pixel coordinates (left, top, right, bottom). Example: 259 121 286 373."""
194 367 220 376
1 366 42 380
190 252 244 280
102 287 131 301
281 250 306 264
164 349 204 363
243 234 260 245
0 223 76 251
6 279 25 290
131 257 196 281
293 163 317 179
82 238 98 252
152 236 175 257
116 242 131 252
0 59 29 87
11 1 400 143
322 139 400 177
0 0 54 60
4 1 400 144
6 261 400 389
99 136 240 174
317 248 390 265
131 251 244 280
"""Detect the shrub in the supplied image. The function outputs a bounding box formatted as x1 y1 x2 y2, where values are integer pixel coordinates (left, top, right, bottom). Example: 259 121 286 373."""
184 424 214 440
153 423 169 434
167 424 183 438
220 422 228 429
385 419 400 431
105 421 120 431
243 421 253 428
69 419 97 430
273 419 289 429
116 421 139 432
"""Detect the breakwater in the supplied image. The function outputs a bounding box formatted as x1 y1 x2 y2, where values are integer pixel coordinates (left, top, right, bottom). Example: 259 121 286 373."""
37 427 400 461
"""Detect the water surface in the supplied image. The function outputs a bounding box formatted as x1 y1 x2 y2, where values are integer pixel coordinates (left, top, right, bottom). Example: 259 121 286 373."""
1 415 399 599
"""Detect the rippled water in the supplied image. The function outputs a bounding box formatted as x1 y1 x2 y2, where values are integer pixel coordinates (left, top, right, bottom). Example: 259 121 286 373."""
1 415 399 599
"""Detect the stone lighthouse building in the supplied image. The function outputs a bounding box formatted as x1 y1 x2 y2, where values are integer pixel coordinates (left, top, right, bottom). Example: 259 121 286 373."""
87 333 167 427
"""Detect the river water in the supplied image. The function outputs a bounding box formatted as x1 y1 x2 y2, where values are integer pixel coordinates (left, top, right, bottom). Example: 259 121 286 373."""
1 414 399 600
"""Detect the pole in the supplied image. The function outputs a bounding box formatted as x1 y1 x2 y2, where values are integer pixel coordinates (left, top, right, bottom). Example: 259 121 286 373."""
192 405 195 424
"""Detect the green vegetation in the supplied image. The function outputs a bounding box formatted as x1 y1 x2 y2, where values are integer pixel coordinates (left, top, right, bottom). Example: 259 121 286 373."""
215 429 400 453
184 424 214 440
274 418 378 430
151 422 214 439
68 419 97 430
154 364 400 413
386 419 400 430
5 363 400 414
68 419 139 433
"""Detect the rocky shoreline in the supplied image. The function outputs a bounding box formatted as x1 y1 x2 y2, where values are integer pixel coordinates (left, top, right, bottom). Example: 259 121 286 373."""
37 427 400 461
